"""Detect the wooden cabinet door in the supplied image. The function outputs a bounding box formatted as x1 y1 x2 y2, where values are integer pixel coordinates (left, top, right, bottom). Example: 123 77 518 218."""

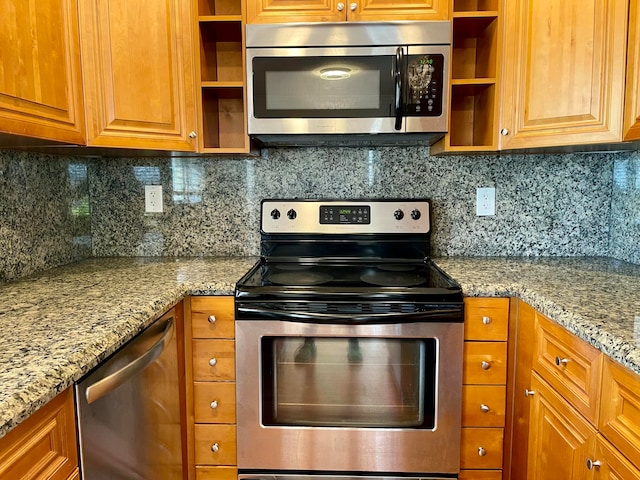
624 0 640 140
79 0 198 151
591 435 640 480
0 0 85 144
499 0 628 149
351 0 448 22
526 373 597 480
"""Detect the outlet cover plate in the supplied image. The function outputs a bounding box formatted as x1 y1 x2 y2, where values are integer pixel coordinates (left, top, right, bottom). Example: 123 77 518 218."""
145 185 163 213
476 187 496 216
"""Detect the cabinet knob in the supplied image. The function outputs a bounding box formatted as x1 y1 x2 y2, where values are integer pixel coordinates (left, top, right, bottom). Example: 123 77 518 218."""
210 400 219 409
189 131 197 139
586 458 602 470
524 389 535 397
482 316 492 325
337 2 344 10
350 2 357 10
480 404 490 413
209 358 217 367
208 315 216 324
555 356 569 367
211 443 220 453
500 128 509 136
481 360 491 370
478 447 487 457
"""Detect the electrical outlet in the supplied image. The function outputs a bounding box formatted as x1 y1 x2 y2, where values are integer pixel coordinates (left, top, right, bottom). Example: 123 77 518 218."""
145 185 163 213
476 187 496 216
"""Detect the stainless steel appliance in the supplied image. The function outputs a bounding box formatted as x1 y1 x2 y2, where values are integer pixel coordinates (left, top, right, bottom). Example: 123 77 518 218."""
75 308 183 480
235 199 464 479
246 23 451 146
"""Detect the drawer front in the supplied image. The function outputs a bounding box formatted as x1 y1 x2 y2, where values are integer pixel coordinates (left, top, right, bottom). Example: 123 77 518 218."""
463 342 508 385
460 427 504 470
194 424 237 465
196 466 238 480
194 382 236 424
462 385 506 427
464 298 509 341
599 357 640 468
191 296 235 339
193 339 236 381
533 312 602 424
459 471 502 480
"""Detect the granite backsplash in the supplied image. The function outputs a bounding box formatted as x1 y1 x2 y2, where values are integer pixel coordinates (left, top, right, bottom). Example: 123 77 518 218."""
1 147 638 282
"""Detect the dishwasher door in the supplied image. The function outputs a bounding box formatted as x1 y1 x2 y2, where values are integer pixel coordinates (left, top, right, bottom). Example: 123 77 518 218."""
75 308 183 479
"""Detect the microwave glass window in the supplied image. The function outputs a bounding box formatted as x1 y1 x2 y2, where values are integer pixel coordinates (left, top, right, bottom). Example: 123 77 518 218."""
252 56 396 118
260 336 437 428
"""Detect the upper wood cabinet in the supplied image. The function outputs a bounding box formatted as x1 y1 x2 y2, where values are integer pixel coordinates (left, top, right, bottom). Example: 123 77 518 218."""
245 0 448 24
624 0 640 141
0 0 85 144
499 0 628 150
78 0 198 151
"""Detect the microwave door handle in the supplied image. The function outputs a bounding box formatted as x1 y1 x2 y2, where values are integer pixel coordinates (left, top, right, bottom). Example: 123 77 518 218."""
394 46 404 131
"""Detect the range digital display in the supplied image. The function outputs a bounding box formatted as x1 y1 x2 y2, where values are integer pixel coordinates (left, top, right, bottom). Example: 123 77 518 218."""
320 205 370 224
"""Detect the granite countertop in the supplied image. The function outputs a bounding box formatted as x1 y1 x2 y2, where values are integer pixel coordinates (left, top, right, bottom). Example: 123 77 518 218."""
1 255 639 440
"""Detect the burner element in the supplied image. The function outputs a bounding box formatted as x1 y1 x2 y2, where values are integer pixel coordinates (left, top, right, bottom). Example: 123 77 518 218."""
269 271 334 286
360 270 427 287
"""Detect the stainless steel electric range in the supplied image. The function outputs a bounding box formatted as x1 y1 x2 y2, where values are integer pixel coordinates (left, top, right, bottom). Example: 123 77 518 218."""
235 199 464 480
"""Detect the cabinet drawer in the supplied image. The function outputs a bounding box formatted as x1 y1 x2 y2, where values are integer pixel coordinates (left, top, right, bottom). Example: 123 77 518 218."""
463 342 508 385
194 424 237 465
460 427 504 470
459 471 502 480
193 339 235 381
194 382 236 424
533 313 602 424
464 298 509 341
462 385 506 427
0 388 78 480
191 296 235 339
196 466 238 480
599 357 640 468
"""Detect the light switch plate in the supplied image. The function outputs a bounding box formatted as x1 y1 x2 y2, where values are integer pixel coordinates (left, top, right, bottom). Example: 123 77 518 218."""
476 187 496 216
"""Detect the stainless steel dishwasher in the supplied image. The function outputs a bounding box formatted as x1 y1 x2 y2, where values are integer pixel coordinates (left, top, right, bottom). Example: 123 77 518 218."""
75 307 184 479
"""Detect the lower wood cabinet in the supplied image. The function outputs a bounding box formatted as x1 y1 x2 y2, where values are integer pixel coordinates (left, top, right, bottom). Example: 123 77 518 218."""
0 388 78 480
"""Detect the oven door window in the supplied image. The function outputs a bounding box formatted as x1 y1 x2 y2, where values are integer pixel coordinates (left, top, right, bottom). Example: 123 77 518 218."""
261 337 436 428
251 55 396 118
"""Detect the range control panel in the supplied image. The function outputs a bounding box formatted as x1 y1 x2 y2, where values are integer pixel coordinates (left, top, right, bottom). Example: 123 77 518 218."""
261 200 430 234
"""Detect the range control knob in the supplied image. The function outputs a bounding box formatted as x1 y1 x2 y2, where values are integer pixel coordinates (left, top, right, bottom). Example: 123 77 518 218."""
411 209 421 220
270 209 281 220
394 209 404 220
287 209 297 220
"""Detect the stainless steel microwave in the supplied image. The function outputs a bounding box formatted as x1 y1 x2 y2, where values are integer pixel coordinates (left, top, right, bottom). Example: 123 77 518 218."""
246 22 451 146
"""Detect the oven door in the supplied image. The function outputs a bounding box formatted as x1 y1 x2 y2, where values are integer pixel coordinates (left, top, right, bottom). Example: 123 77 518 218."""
235 319 463 475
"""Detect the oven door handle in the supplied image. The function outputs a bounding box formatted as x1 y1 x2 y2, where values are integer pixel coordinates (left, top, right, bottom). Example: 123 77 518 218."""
237 306 462 323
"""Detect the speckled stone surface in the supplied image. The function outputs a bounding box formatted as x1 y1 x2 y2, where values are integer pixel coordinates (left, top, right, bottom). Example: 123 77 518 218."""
610 153 640 265
1 255 639 442
0 256 256 440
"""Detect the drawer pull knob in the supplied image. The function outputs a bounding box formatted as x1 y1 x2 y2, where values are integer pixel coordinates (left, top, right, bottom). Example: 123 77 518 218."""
208 315 216 324
350 2 357 10
480 404 490 413
210 400 218 409
482 316 492 325
337 2 345 10
478 447 487 457
189 131 197 139
481 361 491 370
555 356 569 366
586 458 601 470
211 443 219 453
524 389 535 397
500 128 510 136
209 358 217 367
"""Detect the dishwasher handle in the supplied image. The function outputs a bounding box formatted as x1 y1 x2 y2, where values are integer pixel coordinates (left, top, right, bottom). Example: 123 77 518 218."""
85 317 174 404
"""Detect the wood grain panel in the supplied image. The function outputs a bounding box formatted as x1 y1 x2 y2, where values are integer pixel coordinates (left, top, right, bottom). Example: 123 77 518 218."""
191 296 235 339
194 424 237 465
460 427 504 469
462 385 506 427
624 0 640 140
464 297 509 341
463 341 508 385
192 339 235 381
194 382 236 424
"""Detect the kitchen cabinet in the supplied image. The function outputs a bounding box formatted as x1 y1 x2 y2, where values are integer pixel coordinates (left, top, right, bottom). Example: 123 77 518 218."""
498 0 628 150
245 0 448 24
0 0 85 145
0 388 78 480
460 297 509 477
185 296 238 480
624 0 640 141
78 0 198 151
432 0 501 154
193 0 252 152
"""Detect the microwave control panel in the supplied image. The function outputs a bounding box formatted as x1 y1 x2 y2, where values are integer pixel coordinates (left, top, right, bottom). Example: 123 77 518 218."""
405 54 444 116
